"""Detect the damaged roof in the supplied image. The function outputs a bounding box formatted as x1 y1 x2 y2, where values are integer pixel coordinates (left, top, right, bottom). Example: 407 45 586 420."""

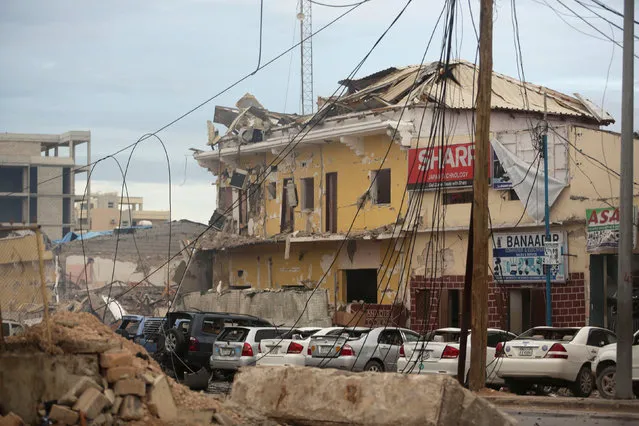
333 60 614 123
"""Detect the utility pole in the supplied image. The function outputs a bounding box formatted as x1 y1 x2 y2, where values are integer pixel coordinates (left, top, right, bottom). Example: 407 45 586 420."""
458 205 473 385
469 0 493 392
615 0 634 400
542 93 553 326
298 0 314 115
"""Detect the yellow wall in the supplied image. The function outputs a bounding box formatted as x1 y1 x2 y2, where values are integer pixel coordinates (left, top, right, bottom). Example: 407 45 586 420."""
218 135 408 238
212 238 405 305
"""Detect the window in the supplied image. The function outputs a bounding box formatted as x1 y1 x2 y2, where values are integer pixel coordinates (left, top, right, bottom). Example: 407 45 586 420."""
492 149 512 189
255 329 288 342
443 191 473 205
325 172 337 232
378 330 402 346
301 177 314 210
0 167 25 193
402 331 421 343
217 327 249 342
415 289 431 323
508 189 519 201
587 329 615 347
487 331 515 348
108 202 114 208
371 169 391 204
201 318 224 335
62 168 71 195
281 178 295 232
267 182 277 200
29 167 38 194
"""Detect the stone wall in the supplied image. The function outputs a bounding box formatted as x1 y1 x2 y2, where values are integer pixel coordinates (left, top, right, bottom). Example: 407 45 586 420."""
178 288 331 327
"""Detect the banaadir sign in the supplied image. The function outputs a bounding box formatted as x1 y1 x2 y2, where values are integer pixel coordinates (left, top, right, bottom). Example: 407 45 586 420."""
492 230 568 283
407 143 475 190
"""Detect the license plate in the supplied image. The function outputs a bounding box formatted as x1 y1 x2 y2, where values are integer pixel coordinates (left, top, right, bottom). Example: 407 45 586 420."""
419 350 432 361
519 347 533 356
269 347 279 354
221 348 233 356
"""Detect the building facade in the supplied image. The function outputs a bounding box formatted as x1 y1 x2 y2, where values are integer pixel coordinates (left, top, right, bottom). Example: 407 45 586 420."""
75 192 170 231
195 61 638 332
0 131 91 240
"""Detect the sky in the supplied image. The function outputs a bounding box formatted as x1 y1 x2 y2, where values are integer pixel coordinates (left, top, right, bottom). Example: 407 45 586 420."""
1 0 637 224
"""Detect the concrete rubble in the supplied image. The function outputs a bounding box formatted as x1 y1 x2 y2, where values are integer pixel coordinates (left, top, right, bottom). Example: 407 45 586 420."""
230 366 517 426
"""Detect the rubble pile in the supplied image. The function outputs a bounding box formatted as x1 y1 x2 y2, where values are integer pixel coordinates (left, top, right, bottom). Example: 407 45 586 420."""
0 312 244 425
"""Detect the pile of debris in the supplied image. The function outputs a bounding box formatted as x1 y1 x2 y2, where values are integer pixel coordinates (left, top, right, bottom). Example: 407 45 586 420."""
0 312 246 425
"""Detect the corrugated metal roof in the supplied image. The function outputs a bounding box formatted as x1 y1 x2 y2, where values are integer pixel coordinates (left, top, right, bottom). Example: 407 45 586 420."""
337 60 614 124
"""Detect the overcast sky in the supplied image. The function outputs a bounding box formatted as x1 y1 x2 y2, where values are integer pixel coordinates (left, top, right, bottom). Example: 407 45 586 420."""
1 0 637 223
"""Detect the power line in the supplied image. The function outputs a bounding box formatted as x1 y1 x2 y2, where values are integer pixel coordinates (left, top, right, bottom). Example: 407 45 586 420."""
573 0 639 40
0 1 369 199
588 0 639 25
555 0 639 58
310 0 369 7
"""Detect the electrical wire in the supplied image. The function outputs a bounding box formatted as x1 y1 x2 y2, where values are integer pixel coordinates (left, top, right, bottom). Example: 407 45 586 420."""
555 0 639 58
310 0 370 7
532 0 611 42
572 0 639 40
0 1 369 199
588 0 639 25
251 0 264 75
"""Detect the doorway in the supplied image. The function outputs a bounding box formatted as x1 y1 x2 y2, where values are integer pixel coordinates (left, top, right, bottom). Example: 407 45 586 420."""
438 289 462 328
508 288 546 334
345 269 377 304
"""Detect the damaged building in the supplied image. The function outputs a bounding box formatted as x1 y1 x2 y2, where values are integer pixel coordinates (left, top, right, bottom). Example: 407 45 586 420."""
195 60 639 332
55 220 210 318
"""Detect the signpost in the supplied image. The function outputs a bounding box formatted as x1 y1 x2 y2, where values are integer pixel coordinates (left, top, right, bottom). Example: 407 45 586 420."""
407 143 476 190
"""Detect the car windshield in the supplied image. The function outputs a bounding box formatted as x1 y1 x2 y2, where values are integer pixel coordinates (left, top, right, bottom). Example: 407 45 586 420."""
517 328 578 341
217 327 249 342
324 329 370 339
424 330 461 343
121 319 140 334
403 331 421 343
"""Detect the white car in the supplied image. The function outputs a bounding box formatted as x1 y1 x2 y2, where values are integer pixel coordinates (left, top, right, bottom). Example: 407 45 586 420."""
592 330 639 399
496 326 617 397
256 327 323 367
397 328 516 386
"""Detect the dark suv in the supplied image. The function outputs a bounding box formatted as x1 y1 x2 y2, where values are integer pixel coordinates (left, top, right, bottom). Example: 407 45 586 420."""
115 315 165 353
155 310 272 375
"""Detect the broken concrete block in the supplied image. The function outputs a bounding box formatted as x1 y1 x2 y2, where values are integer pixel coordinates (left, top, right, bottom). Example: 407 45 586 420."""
59 377 103 406
91 413 107 426
230 366 516 426
111 396 123 415
114 378 146 397
73 387 110 419
100 350 133 369
141 372 156 384
104 388 115 406
213 412 236 426
0 412 25 426
49 404 79 425
105 366 137 383
147 375 177 421
119 395 144 421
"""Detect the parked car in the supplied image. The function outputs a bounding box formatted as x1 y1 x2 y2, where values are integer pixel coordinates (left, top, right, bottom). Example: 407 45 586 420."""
256 327 323 367
592 330 639 399
398 328 516 386
2 320 25 337
210 326 292 378
115 315 165 353
306 327 421 372
155 311 272 375
496 326 617 397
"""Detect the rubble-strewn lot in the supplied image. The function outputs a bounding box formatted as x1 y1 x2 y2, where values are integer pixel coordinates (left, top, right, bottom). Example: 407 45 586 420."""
0 312 257 425
0 312 516 425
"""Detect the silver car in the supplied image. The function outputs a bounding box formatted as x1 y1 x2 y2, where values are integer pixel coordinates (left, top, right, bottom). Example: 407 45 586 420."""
210 326 291 375
307 327 421 372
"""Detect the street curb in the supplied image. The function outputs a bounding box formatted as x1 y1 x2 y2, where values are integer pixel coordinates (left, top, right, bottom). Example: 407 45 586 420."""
482 395 639 414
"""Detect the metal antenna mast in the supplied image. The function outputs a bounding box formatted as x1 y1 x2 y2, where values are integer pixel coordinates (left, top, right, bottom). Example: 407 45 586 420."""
298 0 314 115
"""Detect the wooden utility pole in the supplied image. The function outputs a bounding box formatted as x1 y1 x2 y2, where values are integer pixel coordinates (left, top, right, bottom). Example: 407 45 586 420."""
469 0 493 392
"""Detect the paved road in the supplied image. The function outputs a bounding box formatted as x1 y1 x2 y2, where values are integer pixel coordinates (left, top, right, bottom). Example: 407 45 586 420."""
507 409 639 426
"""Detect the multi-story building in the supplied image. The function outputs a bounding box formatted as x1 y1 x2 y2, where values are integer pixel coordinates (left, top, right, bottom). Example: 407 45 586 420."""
0 131 91 240
75 192 170 231
194 60 639 333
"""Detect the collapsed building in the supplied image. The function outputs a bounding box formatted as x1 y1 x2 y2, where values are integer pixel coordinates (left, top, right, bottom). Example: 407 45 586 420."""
193 59 639 333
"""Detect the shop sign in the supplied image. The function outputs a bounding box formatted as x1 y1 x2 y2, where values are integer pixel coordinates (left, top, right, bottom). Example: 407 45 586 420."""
493 230 567 283
586 206 637 253
407 143 475 190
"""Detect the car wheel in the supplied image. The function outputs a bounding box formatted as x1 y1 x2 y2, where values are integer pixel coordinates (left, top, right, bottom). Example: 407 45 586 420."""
364 360 384 373
505 379 530 395
165 328 186 354
572 365 594 398
596 365 616 399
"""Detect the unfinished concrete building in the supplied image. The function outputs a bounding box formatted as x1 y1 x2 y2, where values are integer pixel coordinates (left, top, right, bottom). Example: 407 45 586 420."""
0 131 91 240
75 192 170 231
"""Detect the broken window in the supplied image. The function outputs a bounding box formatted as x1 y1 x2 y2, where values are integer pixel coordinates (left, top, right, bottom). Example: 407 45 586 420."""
325 172 337 233
238 189 248 233
345 269 377 304
443 191 473 205
371 169 391 204
301 177 314 210
281 178 295 233
267 182 277 200
230 169 249 190
108 202 114 208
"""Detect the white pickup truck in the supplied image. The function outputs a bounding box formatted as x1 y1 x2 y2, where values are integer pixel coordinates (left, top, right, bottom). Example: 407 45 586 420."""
592 330 639 398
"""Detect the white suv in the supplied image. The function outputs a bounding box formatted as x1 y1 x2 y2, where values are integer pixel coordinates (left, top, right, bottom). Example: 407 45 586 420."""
496 326 616 397
592 330 639 398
